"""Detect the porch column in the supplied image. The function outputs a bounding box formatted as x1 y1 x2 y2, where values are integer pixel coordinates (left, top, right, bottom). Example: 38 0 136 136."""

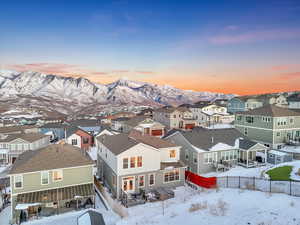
246 151 249 168
264 148 267 163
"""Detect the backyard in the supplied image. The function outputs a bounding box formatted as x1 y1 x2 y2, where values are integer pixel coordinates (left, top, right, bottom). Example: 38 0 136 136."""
266 166 293 181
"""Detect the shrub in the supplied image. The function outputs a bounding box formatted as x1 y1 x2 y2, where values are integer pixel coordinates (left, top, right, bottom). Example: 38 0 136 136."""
189 201 208 212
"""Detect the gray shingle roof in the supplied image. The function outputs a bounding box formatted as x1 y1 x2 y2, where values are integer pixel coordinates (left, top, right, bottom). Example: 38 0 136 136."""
179 127 245 151
236 104 300 117
238 138 258 150
0 133 48 143
97 133 138 155
9 144 94 174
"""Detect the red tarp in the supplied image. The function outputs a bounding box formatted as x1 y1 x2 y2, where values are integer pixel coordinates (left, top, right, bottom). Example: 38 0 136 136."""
151 129 163 136
185 171 216 188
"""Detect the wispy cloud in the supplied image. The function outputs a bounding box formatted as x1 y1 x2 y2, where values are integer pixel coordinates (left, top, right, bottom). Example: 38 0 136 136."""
209 28 300 44
278 72 300 80
224 25 239 31
270 64 298 71
135 70 155 75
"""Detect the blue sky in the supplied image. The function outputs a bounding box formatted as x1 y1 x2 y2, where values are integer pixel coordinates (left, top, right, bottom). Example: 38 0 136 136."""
1 0 300 94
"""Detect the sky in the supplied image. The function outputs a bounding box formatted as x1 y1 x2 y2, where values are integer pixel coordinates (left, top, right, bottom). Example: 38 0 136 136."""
1 0 300 95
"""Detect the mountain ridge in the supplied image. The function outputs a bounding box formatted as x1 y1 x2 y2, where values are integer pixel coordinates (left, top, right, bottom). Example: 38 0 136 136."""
0 70 234 114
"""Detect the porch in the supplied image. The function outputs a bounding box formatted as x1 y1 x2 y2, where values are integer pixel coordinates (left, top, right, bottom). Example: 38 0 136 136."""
238 149 267 168
15 183 94 223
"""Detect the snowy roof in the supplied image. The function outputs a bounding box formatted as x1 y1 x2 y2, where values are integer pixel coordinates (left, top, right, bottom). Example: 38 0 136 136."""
269 150 290 156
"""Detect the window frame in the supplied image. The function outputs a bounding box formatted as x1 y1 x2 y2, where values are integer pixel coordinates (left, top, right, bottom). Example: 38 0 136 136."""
14 175 23 189
41 171 50 185
123 158 129 169
52 169 63 182
137 156 143 167
138 175 145 188
149 173 155 186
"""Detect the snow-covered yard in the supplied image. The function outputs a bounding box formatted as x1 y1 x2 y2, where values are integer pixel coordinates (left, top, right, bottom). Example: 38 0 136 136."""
116 186 300 225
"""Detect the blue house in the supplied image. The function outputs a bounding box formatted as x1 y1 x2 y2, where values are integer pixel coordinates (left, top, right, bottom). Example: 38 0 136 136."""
227 97 246 113
39 123 70 141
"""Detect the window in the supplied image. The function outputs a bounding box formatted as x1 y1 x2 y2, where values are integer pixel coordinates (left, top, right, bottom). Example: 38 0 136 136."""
164 169 180 183
204 153 213 164
233 151 238 160
149 174 155 186
123 158 129 169
14 175 23 189
245 116 254 123
173 115 176 118
137 156 142 167
82 137 89 144
277 132 281 137
130 157 135 168
138 175 145 187
244 128 248 136
169 150 176 158
112 175 116 186
185 152 189 160
290 118 294 124
236 115 242 121
193 153 198 164
53 170 63 182
41 171 49 185
71 139 77 145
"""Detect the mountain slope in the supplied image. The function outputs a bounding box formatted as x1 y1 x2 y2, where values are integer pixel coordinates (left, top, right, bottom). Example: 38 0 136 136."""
0 70 234 114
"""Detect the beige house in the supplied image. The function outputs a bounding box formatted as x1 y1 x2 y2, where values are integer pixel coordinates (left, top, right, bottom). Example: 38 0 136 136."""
9 144 94 224
0 133 50 165
153 107 196 130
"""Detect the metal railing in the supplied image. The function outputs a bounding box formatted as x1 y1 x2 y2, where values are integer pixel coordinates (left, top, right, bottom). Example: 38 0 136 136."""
217 176 300 197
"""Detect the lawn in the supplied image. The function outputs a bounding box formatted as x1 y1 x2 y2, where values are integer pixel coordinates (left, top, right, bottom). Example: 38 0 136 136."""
266 166 293 181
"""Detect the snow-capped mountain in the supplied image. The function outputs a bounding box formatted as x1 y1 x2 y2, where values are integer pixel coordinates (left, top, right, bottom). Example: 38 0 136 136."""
0 70 234 114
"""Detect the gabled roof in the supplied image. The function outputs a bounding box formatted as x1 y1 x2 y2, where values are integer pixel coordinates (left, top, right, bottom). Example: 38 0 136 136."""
238 138 258 150
169 127 245 151
0 125 38 134
96 133 139 155
40 123 70 129
66 126 92 138
236 104 300 117
68 119 100 127
129 130 177 149
123 115 149 127
9 144 94 174
155 106 191 113
0 133 48 143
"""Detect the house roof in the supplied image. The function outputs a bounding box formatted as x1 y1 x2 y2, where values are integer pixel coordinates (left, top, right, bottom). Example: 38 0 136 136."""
9 144 94 174
174 127 245 151
238 138 258 150
129 130 177 149
96 133 139 155
236 104 300 117
123 115 149 127
40 123 70 129
68 119 100 127
66 126 92 138
287 93 300 102
0 133 48 143
0 125 38 134
78 210 106 225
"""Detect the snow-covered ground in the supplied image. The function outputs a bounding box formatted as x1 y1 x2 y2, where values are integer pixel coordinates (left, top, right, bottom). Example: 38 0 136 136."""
88 147 97 161
202 165 270 178
2 186 300 225
116 186 300 225
203 161 300 181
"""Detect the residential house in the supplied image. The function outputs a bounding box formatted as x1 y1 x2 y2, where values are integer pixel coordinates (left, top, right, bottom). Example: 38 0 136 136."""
111 117 130 131
66 127 94 151
9 144 94 224
234 104 300 149
190 104 234 126
228 94 288 113
153 107 196 130
68 119 101 135
0 133 50 165
137 108 153 117
164 128 268 173
96 131 185 199
287 93 300 109
133 118 166 137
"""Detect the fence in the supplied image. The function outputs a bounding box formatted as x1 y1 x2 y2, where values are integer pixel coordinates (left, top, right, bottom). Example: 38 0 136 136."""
185 171 216 188
217 176 300 197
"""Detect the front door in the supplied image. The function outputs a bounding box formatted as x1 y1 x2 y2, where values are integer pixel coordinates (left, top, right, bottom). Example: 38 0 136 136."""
122 176 135 193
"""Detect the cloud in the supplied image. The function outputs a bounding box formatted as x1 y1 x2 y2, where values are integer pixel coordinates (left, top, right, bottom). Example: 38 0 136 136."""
269 64 299 71
224 25 239 31
135 70 155 75
278 72 300 80
209 28 300 44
